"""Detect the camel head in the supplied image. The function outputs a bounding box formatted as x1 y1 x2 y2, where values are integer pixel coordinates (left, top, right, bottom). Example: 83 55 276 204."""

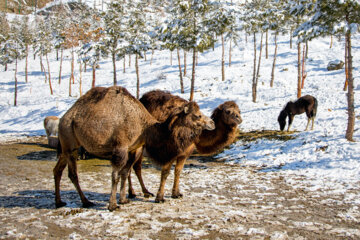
168 102 215 132
212 101 242 128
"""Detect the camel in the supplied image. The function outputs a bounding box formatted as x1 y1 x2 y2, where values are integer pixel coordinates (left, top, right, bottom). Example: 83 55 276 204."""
128 90 242 199
54 86 214 211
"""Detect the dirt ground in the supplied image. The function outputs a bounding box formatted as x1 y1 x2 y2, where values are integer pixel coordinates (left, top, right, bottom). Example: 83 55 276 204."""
0 136 359 240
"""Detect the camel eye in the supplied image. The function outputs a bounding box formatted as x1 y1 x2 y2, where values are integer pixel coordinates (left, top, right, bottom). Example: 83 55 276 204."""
193 114 201 120
226 110 231 114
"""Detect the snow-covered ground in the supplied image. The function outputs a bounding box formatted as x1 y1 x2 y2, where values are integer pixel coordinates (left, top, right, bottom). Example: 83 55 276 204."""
0 24 359 202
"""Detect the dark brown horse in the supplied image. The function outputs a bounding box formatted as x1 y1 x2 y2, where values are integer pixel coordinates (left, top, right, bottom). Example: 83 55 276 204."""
278 95 318 131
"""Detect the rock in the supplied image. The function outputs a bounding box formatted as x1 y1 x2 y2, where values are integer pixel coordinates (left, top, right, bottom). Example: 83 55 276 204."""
327 60 344 71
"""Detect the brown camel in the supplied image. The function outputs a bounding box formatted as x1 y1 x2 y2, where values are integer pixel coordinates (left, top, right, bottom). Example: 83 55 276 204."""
54 86 215 211
128 90 242 199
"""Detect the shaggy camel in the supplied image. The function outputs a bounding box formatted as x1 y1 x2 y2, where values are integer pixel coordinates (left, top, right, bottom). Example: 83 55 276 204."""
54 86 214 210
128 90 242 199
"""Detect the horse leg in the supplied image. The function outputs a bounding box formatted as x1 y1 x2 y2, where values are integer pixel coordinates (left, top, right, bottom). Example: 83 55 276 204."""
171 156 187 199
311 117 315 130
109 147 128 211
287 114 294 131
53 153 68 208
67 150 94 208
155 161 173 203
305 118 310 131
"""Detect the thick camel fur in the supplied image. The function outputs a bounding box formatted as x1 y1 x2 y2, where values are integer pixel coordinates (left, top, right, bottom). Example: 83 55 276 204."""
54 86 214 211
43 116 59 138
128 90 241 199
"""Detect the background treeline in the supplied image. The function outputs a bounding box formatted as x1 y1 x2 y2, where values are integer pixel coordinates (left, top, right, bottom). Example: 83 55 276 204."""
0 0 359 140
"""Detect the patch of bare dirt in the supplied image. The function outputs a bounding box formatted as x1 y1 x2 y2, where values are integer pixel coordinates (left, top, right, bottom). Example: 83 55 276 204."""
0 136 359 239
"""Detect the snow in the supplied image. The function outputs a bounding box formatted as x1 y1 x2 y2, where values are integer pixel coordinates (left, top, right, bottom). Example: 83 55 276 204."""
0 7 359 216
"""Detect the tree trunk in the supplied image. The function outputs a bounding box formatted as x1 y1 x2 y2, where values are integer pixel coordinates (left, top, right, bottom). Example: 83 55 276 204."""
112 52 117 86
92 65 96 88
265 30 268 59
46 53 53 95
58 48 63 84
123 56 126 73
79 62 82 96
330 35 333 49
221 34 225 81
40 55 45 73
135 54 140 99
150 50 154 65
254 32 263 103
252 32 257 103
14 57 18 106
301 44 307 89
297 41 302 98
170 51 173 66
70 49 75 85
345 30 355 141
270 33 278 88
344 38 348 91
290 30 293 49
189 48 196 101
25 45 28 83
177 48 184 94
129 54 131 67
229 39 232 67
183 50 187 76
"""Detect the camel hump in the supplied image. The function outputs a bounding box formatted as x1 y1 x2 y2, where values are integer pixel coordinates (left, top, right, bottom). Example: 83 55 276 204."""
140 90 188 122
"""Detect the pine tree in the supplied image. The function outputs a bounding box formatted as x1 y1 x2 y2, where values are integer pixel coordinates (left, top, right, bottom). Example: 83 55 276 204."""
19 16 34 83
0 13 11 71
102 0 128 86
8 17 26 106
163 0 216 101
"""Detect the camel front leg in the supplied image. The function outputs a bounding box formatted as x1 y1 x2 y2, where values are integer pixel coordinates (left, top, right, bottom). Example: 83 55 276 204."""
171 156 187 199
155 161 173 203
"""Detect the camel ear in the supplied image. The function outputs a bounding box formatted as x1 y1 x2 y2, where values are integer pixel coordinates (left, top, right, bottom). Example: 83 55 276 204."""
183 105 189 114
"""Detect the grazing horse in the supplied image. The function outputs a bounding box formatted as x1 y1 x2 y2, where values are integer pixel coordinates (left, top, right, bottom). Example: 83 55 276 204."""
278 95 318 131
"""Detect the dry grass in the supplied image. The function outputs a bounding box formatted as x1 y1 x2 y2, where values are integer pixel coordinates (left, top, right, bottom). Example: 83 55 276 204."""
236 129 297 142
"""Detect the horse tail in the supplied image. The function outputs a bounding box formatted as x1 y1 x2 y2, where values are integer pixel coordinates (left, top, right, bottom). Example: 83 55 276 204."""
312 97 318 118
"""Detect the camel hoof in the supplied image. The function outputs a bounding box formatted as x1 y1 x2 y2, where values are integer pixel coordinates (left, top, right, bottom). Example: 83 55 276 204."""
144 192 154 198
155 198 165 203
119 199 130 204
55 201 67 208
128 192 137 199
108 203 119 211
83 201 95 208
171 193 183 199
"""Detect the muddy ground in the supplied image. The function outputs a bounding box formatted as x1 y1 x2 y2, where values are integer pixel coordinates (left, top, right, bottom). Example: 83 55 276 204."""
0 136 359 239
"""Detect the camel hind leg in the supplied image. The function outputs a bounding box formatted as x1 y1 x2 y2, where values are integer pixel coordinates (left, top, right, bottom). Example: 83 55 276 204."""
53 153 68 208
109 146 129 211
67 150 94 208
128 148 153 199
